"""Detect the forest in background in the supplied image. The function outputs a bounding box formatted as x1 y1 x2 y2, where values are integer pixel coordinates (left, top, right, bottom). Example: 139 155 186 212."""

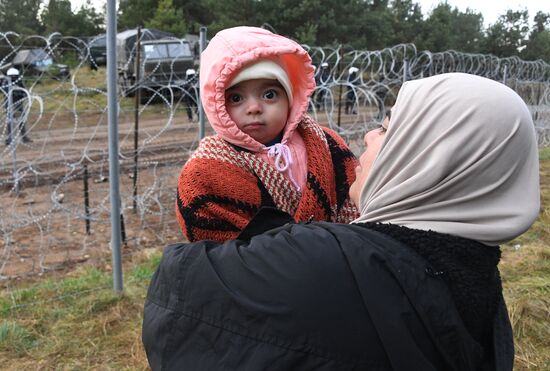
1 0 550 63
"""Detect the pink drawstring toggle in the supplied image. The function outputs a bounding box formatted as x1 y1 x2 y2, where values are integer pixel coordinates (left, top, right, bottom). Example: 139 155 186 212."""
267 143 301 191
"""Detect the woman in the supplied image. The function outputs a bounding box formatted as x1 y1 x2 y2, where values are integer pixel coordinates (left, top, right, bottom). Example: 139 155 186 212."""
143 73 540 370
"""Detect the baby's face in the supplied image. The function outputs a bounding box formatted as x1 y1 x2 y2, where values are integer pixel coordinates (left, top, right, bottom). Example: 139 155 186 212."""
225 79 289 145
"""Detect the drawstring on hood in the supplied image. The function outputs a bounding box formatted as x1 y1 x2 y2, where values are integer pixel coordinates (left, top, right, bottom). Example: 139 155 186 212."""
267 143 300 190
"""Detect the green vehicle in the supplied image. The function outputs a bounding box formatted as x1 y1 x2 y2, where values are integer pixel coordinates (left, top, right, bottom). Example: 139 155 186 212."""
116 29 197 103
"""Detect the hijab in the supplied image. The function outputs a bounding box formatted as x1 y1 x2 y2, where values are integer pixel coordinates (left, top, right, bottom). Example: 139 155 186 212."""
353 73 540 246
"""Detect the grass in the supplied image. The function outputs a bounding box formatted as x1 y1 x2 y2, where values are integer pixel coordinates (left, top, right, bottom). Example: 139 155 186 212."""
21 66 180 130
0 149 548 369
500 146 550 370
0 251 161 369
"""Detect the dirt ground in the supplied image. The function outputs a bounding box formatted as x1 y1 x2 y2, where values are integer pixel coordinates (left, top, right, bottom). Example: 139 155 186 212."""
0 106 208 279
0 105 370 280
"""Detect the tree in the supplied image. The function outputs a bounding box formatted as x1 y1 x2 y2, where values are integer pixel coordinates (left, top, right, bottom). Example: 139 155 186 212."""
42 0 75 35
205 0 260 35
532 11 550 34
172 0 213 33
256 0 317 43
41 0 104 36
73 1 105 36
4 0 550 64
417 3 454 51
256 0 367 48
388 0 424 46
118 0 158 30
483 9 530 57
145 0 188 36
452 9 484 52
522 12 550 62
417 2 484 53
357 3 392 50
0 0 43 35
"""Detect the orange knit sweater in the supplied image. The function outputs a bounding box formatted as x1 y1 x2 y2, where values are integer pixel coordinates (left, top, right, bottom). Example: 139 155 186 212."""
176 117 359 242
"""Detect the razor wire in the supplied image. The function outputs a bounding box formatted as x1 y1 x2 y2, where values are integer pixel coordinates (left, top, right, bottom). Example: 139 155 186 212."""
0 33 549 279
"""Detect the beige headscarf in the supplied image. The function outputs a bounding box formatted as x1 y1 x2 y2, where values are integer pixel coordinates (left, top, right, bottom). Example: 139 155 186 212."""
353 73 540 246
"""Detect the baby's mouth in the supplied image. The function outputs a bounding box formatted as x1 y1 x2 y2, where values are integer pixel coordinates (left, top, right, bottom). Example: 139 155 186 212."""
245 122 264 129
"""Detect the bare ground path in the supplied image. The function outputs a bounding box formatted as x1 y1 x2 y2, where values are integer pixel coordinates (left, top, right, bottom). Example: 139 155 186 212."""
0 107 369 279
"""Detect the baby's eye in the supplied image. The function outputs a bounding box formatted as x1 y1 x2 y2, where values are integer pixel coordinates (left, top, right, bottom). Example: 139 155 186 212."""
263 89 278 100
226 93 242 104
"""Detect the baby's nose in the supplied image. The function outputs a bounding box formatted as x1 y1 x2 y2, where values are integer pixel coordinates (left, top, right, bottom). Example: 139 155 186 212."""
246 98 262 114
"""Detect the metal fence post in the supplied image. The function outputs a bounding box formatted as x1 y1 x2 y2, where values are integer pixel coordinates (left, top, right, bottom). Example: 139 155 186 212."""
106 0 123 294
133 26 141 212
198 26 207 140
6 76 19 195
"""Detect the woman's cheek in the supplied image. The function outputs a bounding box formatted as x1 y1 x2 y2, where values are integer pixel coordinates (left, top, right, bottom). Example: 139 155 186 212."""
354 164 362 177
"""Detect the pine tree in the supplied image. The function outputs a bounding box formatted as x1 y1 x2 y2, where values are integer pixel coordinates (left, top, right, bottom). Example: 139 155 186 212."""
145 0 188 36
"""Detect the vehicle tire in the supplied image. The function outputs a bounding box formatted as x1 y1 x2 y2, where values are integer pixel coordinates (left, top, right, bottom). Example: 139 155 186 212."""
125 87 136 98
139 88 150 105
89 59 98 71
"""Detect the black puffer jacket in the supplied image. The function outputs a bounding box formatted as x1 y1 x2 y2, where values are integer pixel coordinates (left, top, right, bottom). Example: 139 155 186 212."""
143 213 513 370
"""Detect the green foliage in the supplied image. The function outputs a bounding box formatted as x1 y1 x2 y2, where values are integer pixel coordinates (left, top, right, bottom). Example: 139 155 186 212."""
72 1 106 36
417 3 484 52
42 0 75 35
523 31 550 63
451 9 484 52
118 0 158 30
41 0 104 37
0 321 37 355
205 0 261 35
129 253 161 282
0 0 43 34
522 12 550 62
1 0 550 74
60 50 80 68
173 0 215 33
388 0 424 47
145 0 188 36
484 9 530 57
295 22 318 46
357 4 392 49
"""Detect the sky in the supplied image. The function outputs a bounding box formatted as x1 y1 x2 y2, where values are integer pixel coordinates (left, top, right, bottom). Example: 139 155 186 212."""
70 0 550 28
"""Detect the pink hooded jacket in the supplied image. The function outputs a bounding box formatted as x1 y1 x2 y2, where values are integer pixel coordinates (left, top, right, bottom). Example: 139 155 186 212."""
200 26 316 190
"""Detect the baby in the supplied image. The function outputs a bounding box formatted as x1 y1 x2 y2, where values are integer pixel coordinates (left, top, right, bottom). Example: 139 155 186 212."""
176 26 359 242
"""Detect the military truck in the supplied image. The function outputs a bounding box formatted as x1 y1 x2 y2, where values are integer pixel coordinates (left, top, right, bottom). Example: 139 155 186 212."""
116 28 196 103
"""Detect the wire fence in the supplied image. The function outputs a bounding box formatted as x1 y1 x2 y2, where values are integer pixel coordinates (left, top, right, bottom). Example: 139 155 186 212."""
0 32 549 281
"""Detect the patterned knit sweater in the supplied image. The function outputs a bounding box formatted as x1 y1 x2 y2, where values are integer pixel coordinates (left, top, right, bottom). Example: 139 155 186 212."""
176 117 359 242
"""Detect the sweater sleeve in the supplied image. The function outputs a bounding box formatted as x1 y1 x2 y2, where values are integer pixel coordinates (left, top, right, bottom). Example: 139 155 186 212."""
175 154 263 242
321 127 360 223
